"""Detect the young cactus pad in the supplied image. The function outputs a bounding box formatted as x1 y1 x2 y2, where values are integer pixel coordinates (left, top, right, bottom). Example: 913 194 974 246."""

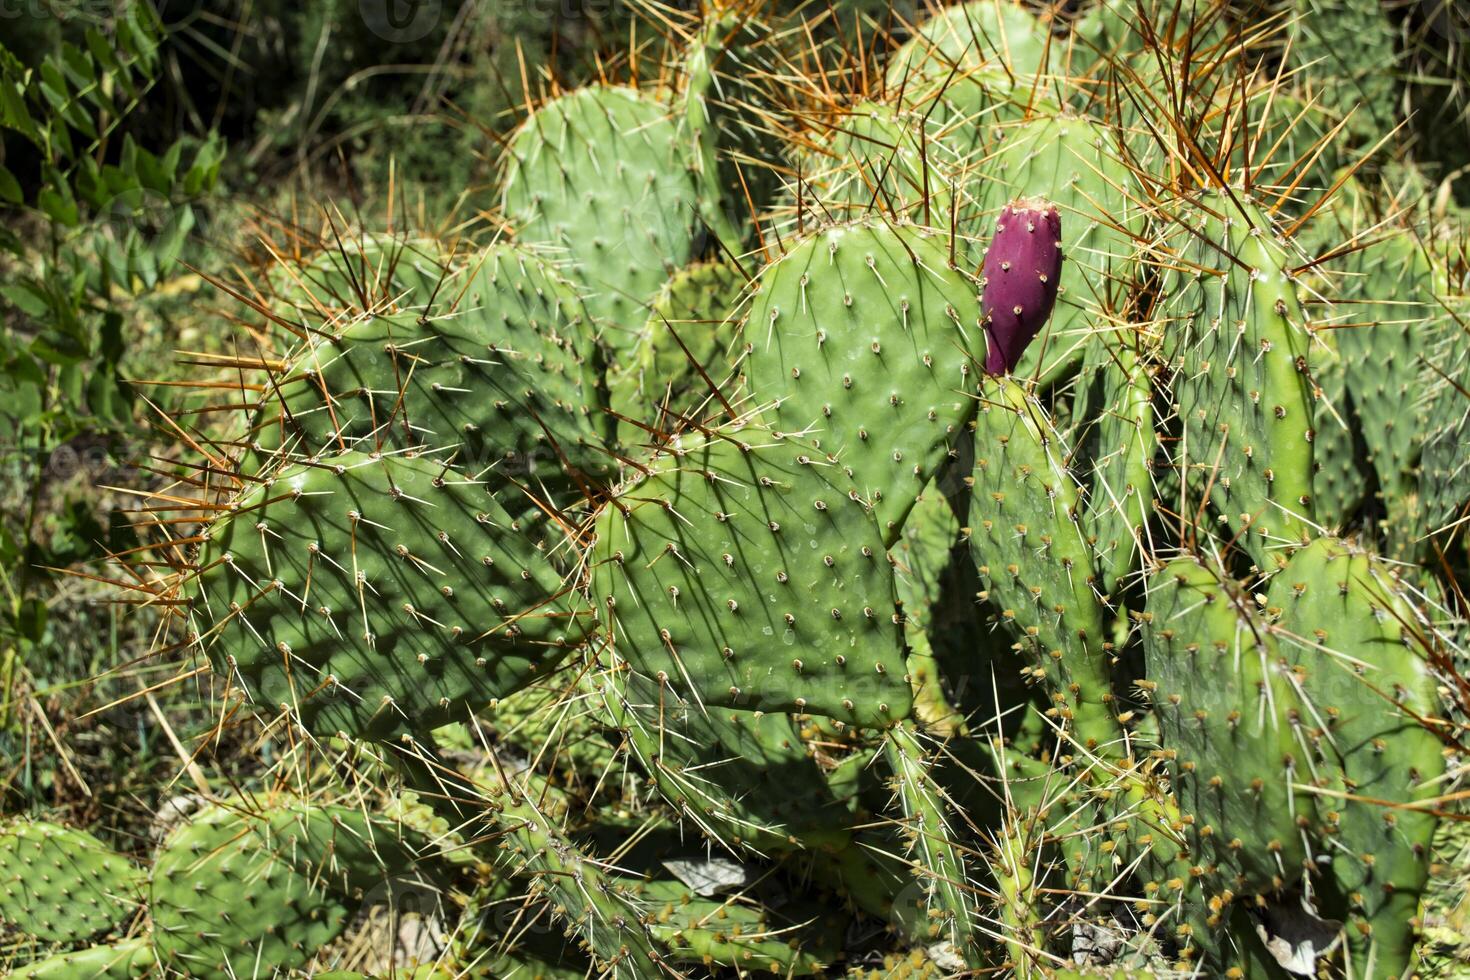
591 429 912 728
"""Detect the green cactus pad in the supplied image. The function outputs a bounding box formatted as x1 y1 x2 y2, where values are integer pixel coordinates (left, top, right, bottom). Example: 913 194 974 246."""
885 0 1056 124
1266 537 1445 974
151 801 433 980
187 450 586 740
607 260 744 435
0 820 142 943
487 792 663 977
966 377 1116 751
259 244 607 485
1074 332 1155 593
641 882 845 974
448 871 595 979
802 101 921 220
267 234 451 324
884 722 981 960
1321 228 1453 548
11 938 155 979
502 86 703 347
891 483 963 639
1158 193 1316 568
742 219 986 543
968 113 1140 381
1143 556 1309 895
592 429 911 728
596 666 855 853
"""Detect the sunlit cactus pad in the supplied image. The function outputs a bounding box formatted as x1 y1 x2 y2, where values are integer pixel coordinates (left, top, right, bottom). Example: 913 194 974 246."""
186 450 587 739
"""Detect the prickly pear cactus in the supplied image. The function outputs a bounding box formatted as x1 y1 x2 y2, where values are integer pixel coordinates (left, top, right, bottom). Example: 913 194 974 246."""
884 722 981 962
742 219 986 543
1157 193 1316 568
94 2 1470 977
968 113 1138 380
150 801 434 979
267 234 451 323
0 820 143 943
1074 331 1155 593
185 450 589 740
592 429 911 727
640 879 845 974
1422 385 1470 536
481 784 664 977
503 86 703 344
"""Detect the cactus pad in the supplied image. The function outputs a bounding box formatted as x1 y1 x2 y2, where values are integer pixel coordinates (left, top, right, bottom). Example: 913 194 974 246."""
1143 556 1309 895
641 880 845 974
187 450 587 739
1158 193 1316 567
259 245 607 485
487 792 663 977
885 0 1056 123
0 820 142 943
503 86 703 345
607 260 743 435
592 429 911 727
966 378 1115 750
743 219 986 543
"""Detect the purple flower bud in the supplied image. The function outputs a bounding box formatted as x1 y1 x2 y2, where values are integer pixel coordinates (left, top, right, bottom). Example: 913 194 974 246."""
980 198 1063 375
